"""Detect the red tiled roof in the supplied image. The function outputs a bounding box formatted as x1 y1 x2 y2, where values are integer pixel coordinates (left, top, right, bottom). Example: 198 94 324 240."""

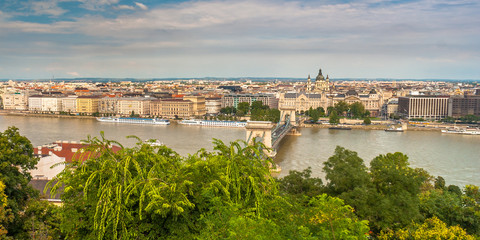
34 142 122 163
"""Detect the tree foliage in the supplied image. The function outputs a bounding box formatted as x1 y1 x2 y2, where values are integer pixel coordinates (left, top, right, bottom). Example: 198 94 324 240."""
379 217 475 240
0 127 39 236
237 102 250 114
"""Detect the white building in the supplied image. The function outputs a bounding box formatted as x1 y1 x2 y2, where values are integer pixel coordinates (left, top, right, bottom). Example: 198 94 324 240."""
1 92 28 110
205 98 222 115
28 95 43 112
61 96 78 113
117 97 151 116
41 96 63 112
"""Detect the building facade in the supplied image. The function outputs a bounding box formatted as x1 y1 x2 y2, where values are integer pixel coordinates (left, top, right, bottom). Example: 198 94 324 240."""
117 97 151 116
28 95 44 112
449 95 480 117
76 96 100 114
221 94 278 109
398 95 450 120
2 92 28 110
205 98 222 115
98 96 119 115
61 96 77 113
279 92 329 112
150 99 194 118
183 95 207 116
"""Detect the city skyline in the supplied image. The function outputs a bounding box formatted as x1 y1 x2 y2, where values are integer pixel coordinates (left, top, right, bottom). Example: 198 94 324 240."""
1 0 479 80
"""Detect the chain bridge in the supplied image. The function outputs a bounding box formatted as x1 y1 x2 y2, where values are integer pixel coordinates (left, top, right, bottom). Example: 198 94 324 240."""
245 106 300 157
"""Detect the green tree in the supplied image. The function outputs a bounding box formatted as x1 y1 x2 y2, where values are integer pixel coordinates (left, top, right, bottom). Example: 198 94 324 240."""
51 134 277 239
304 194 370 239
278 167 323 198
349 102 366 119
363 117 371 125
316 107 326 117
369 152 426 231
21 199 63 239
379 217 475 240
237 102 250 115
0 181 10 237
251 101 267 111
266 109 281 123
0 127 39 236
334 101 349 116
329 110 340 124
323 146 369 195
308 108 321 123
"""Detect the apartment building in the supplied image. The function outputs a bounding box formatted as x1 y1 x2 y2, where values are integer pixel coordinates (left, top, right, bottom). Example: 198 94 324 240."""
117 97 151 116
183 95 207 116
205 98 222 115
221 93 278 109
398 95 450 120
76 96 100 114
61 96 78 113
150 99 194 118
449 94 480 117
2 92 28 110
98 96 120 115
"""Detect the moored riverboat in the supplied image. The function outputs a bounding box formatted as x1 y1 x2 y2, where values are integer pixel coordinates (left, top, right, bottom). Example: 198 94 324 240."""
179 119 247 128
385 126 404 132
328 125 352 130
96 117 170 125
441 127 480 135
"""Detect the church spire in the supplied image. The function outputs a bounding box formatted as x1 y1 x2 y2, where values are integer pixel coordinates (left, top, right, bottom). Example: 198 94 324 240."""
307 74 312 92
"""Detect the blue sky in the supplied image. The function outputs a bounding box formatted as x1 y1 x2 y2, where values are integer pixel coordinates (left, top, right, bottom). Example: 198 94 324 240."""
1 0 479 79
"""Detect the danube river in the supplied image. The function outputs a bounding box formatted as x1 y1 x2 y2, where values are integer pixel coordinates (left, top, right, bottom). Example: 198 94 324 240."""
1 115 479 187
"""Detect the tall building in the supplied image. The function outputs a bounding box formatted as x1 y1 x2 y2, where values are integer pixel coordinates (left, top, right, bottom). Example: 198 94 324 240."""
117 97 151 116
183 95 207 116
279 92 329 112
98 96 119 115
221 94 278 109
2 92 28 110
76 96 100 114
150 99 194 118
398 95 450 120
449 95 480 117
314 68 330 93
28 95 44 112
205 98 222 115
61 96 77 113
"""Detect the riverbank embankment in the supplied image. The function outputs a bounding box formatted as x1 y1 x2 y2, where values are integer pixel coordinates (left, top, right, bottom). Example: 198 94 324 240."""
0 110 96 119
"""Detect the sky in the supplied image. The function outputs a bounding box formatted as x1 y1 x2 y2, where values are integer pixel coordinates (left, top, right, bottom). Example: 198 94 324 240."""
1 0 479 80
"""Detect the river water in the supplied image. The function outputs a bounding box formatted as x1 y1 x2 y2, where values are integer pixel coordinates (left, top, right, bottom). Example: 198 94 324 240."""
1 115 479 187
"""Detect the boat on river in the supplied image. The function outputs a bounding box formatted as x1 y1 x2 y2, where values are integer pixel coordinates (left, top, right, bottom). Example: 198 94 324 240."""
328 125 352 130
179 119 247 128
441 127 480 135
385 126 404 132
96 117 170 125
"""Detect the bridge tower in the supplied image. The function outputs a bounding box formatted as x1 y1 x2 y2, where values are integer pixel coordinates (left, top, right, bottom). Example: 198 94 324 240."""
279 106 297 126
245 121 274 149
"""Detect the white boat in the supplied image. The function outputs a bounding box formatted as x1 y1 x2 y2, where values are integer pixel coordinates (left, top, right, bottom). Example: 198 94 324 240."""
179 119 247 128
441 127 480 135
144 139 164 146
96 117 170 125
385 126 404 132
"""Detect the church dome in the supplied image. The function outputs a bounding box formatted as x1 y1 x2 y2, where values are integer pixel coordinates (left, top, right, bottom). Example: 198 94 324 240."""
346 89 358 96
315 69 325 81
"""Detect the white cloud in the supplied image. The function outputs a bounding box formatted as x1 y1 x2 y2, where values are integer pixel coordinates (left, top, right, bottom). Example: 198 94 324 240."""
1 0 480 79
67 71 80 76
31 1 66 16
77 0 119 10
135 2 148 10
115 5 135 10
